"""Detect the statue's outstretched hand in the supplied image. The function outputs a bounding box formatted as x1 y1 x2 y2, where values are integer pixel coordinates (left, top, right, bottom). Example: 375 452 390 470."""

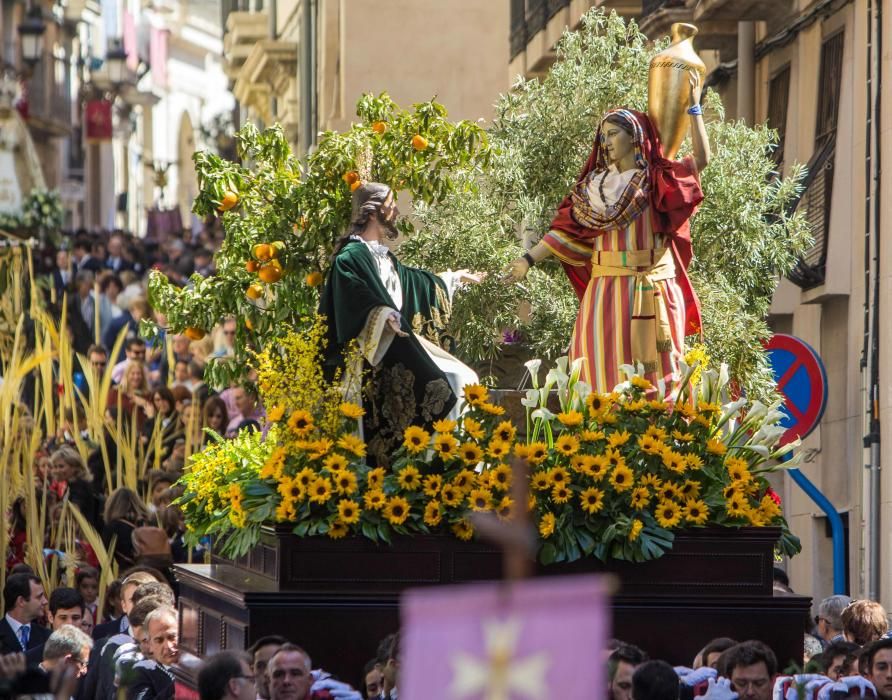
454 269 486 285
501 257 530 284
386 313 408 338
689 68 702 106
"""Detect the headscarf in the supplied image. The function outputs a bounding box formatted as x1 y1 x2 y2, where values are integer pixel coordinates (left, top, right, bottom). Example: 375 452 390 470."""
549 109 704 335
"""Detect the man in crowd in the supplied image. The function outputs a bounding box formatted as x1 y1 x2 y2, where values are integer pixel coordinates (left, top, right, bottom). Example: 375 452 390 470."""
631 660 679 700
842 599 889 646
362 659 383 700
126 605 179 699
37 625 93 698
815 595 853 645
25 588 84 666
226 386 264 437
250 635 286 700
267 644 314 700
88 344 110 380
719 641 777 700
111 337 148 384
608 643 648 700
819 640 861 680
867 638 892 700
0 573 50 655
197 651 256 700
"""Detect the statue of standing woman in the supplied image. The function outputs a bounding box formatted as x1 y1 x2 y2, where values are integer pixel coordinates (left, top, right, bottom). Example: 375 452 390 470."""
507 64 710 394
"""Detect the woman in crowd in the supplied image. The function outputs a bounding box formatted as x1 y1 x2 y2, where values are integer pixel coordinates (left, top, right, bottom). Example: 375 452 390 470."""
107 360 151 430
202 396 229 444
141 386 183 468
102 486 151 569
50 445 100 526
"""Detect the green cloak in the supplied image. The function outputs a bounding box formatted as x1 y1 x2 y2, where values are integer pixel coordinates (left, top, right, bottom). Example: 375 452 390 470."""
319 239 456 465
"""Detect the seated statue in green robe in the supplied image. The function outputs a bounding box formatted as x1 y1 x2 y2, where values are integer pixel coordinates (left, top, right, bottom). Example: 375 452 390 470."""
319 182 479 466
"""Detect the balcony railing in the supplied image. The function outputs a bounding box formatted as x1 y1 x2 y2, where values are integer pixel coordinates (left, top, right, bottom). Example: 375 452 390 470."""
27 56 72 132
510 0 571 60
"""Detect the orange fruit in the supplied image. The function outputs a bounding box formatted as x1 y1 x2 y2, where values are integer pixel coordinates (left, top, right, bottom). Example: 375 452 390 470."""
184 327 205 340
350 180 362 192
246 283 263 300
258 261 283 283
372 121 387 134
411 135 429 151
343 171 359 185
253 243 273 262
218 191 239 212
305 271 323 287
246 260 260 273
270 241 285 258
245 317 254 331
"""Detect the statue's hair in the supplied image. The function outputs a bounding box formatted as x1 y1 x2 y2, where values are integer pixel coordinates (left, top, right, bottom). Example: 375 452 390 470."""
331 182 392 259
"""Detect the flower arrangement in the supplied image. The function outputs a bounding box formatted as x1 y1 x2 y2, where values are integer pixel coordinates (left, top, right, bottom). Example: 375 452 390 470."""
177 320 801 563
0 189 64 236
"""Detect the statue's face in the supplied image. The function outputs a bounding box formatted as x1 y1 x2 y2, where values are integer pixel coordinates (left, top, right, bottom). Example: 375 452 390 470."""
603 122 634 166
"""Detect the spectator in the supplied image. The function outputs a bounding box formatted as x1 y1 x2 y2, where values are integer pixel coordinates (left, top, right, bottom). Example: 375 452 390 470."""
267 644 314 700
203 396 229 442
816 595 853 644
377 633 400 700
141 387 184 467
75 269 113 341
697 637 738 670
81 607 94 637
49 445 100 526
842 600 890 646
866 639 892 700
126 605 179 699
819 641 862 680
362 658 383 700
108 361 152 430
632 660 678 700
213 317 237 359
104 298 151 357
719 641 777 700
24 587 85 667
147 471 178 511
76 567 100 622
197 650 256 700
38 624 93 697
249 635 286 700
0 573 50 654
102 488 151 569
87 344 110 381
608 643 649 700
106 232 133 273
100 273 125 319
226 386 264 437
111 338 148 384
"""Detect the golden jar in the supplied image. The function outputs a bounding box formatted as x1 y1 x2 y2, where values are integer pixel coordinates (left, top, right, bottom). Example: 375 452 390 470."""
647 23 707 160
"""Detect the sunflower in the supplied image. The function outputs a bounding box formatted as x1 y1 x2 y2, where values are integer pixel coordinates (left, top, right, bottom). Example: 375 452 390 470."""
277 477 304 502
706 438 727 456
396 465 422 491
546 466 567 488
759 494 781 519
609 464 634 493
433 433 459 459
452 519 475 541
337 499 361 524
469 487 493 511
556 410 584 428
306 438 334 460
607 430 631 447
384 496 411 525
494 421 517 442
629 487 651 509
570 455 587 473
624 399 648 413
513 443 531 460
579 487 605 514
287 410 314 436
725 457 752 483
433 418 457 433
580 428 605 442
630 376 653 391
324 453 349 472
551 484 571 504
725 493 749 518
424 500 442 527
637 434 665 456
496 496 514 520
452 469 477 492
363 489 386 510
526 442 548 466
403 426 431 454
295 467 315 490
308 477 333 504
459 441 484 465
339 402 365 420
337 434 367 457
684 453 704 471
678 480 701 499
422 474 443 497
658 482 681 501
487 438 511 460
605 448 626 469
586 393 613 413
639 473 662 489
555 434 580 457
697 401 721 416
275 500 296 522
629 519 644 541
260 447 286 480
479 402 506 416
489 464 512 490
463 384 489 405
441 483 463 507
661 449 687 474
655 499 683 528
671 429 694 443
648 400 669 412
333 470 358 495
366 467 386 489
462 417 485 440
644 425 668 441
328 521 349 539
530 471 552 491
588 455 610 480
683 499 709 525
538 512 556 538
267 405 285 422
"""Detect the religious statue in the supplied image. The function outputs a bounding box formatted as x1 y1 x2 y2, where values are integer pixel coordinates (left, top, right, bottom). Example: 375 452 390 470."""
0 66 45 217
319 183 480 466
506 25 710 394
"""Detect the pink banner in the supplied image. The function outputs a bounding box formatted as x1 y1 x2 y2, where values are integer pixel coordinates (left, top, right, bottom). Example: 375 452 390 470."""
123 11 138 70
401 574 611 698
150 27 169 89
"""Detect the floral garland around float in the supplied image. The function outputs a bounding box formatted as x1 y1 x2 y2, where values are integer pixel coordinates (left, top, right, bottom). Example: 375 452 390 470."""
177 317 802 563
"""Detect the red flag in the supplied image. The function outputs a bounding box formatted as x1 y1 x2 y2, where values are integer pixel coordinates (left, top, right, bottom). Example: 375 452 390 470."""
85 100 113 142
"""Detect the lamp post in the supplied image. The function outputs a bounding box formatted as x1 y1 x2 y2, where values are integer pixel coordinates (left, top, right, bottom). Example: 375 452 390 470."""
17 4 46 70
105 38 128 90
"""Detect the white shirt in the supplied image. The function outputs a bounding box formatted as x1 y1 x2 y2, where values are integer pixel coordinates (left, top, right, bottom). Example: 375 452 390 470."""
351 236 403 310
4 613 26 648
584 164 638 214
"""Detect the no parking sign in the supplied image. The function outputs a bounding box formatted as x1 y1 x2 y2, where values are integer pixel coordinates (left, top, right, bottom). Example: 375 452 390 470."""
763 334 828 446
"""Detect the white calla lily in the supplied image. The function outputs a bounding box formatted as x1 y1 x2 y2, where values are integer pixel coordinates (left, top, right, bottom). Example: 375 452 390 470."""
524 358 542 389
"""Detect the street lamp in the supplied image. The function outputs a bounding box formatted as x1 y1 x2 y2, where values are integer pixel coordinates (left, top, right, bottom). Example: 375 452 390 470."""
17 4 46 69
105 38 128 88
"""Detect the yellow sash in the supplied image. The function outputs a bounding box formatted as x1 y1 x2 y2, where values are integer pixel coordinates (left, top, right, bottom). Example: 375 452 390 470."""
589 248 675 374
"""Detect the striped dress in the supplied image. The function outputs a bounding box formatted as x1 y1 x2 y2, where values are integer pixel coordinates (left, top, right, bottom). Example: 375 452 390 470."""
543 205 686 394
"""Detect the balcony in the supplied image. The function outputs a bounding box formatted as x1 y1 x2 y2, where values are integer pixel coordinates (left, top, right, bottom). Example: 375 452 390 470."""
639 0 693 42
223 11 269 81
640 0 739 60
26 55 72 138
232 40 299 138
691 0 796 26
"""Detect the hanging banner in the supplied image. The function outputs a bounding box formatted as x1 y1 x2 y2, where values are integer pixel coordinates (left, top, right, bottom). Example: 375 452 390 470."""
85 99 113 142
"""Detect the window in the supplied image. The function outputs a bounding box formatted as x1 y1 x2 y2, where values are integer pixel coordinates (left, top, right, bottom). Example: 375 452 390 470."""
766 65 790 168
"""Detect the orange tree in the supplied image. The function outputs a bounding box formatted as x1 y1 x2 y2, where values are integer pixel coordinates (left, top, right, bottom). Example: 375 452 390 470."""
146 94 490 388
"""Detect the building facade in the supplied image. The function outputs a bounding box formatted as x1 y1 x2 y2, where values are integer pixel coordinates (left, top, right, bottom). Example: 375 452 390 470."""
512 0 891 607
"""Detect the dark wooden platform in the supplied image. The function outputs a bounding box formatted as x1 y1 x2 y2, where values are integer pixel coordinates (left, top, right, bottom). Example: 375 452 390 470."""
174 526 810 689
